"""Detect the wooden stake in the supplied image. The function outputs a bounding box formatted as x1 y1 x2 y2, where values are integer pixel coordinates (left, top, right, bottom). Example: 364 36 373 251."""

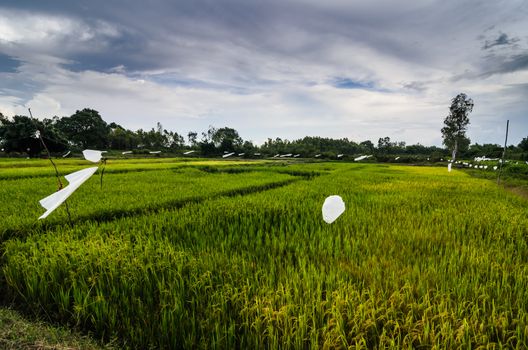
28 108 72 223
497 120 509 185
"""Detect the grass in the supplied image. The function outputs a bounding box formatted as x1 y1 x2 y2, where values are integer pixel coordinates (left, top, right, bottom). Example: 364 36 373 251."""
1 160 527 348
461 163 528 200
0 306 116 349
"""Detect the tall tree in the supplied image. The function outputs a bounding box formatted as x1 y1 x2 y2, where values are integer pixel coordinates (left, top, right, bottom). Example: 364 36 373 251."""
518 137 528 161
187 131 198 147
199 126 217 155
212 127 243 153
359 140 375 153
108 123 141 150
377 136 392 154
519 137 528 152
55 108 110 149
441 93 473 161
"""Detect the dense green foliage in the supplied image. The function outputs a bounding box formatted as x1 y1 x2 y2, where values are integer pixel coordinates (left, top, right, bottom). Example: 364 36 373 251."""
1 158 527 348
0 114 67 155
2 109 526 159
54 109 111 149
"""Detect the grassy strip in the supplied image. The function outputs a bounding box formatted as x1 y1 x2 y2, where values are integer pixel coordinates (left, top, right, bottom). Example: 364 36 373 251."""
462 167 528 200
0 306 116 350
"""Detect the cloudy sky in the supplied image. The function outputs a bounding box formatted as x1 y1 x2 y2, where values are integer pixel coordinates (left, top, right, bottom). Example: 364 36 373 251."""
0 0 527 146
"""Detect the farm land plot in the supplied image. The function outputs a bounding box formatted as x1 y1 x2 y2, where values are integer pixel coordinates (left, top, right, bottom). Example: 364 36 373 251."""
1 159 527 348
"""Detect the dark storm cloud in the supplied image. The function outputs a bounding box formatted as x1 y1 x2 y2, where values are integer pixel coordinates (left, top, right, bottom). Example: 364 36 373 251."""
482 33 520 50
488 53 528 74
456 52 528 80
0 0 271 65
1 1 527 84
0 0 443 76
62 30 150 73
453 28 528 80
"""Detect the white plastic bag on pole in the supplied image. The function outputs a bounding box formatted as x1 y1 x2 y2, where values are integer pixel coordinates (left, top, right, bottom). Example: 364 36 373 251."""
82 149 103 163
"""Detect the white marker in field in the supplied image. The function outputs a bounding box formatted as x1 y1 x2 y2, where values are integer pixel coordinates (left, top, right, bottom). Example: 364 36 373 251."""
448 163 452 172
322 195 345 224
38 167 98 219
82 149 103 163
354 155 371 161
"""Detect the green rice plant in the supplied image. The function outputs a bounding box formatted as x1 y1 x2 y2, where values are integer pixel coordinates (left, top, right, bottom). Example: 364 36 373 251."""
1 162 528 348
0 157 268 180
0 166 296 240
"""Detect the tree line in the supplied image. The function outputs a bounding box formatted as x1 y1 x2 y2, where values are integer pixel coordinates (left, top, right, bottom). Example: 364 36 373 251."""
1 108 527 160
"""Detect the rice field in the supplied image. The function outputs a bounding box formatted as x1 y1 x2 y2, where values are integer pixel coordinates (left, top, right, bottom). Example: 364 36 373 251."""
1 158 527 349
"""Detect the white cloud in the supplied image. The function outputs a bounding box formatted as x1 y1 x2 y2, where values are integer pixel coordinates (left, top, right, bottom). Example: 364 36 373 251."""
0 63 446 144
0 8 122 59
0 1 527 146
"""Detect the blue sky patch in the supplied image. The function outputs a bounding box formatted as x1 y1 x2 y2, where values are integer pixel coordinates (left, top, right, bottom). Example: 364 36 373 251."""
332 78 373 90
0 54 21 73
